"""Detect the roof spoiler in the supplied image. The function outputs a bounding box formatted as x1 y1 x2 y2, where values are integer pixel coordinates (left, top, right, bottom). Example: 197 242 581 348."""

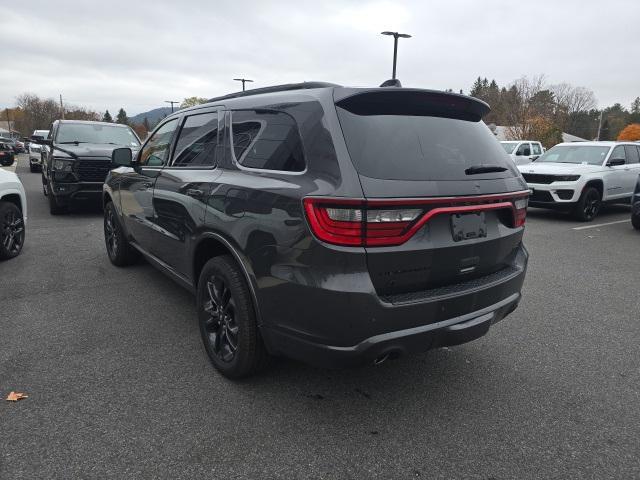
335 89 490 122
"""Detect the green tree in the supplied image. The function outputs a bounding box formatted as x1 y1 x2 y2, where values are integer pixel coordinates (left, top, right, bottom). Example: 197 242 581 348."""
102 110 113 122
181 97 208 108
116 108 129 125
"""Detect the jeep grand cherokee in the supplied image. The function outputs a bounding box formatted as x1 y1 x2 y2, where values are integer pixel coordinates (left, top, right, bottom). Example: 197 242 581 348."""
102 82 529 378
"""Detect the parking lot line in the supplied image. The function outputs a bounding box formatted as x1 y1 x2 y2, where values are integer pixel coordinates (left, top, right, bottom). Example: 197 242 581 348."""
572 219 630 231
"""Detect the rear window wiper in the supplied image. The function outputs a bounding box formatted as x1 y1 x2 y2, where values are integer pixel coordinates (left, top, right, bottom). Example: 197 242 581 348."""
465 165 508 175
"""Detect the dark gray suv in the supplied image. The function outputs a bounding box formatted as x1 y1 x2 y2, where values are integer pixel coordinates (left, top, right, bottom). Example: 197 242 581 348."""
103 82 529 378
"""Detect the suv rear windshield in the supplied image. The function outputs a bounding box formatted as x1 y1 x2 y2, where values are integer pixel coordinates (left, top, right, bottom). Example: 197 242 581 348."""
336 108 516 181
57 123 140 147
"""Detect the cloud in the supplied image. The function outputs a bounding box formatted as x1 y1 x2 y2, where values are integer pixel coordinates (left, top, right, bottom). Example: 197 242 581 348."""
2 0 638 115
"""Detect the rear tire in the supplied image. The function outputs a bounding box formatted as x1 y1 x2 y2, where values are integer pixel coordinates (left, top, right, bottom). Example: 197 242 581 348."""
0 201 25 260
197 255 268 379
573 187 601 222
104 201 139 266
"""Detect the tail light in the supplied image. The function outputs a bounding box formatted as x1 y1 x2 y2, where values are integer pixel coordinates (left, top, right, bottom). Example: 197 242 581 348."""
303 192 529 247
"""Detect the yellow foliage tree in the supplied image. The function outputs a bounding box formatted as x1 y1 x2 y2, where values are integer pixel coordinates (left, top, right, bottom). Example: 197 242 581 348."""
617 123 640 141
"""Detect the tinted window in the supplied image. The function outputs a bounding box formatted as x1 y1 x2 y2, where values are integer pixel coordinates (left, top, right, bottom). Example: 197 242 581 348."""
139 119 178 167
231 110 305 172
611 146 626 162
336 108 517 181
532 143 542 155
624 145 639 164
516 143 531 155
173 112 219 167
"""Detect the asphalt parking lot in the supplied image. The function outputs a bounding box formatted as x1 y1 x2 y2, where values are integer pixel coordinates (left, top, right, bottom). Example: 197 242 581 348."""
1 154 639 479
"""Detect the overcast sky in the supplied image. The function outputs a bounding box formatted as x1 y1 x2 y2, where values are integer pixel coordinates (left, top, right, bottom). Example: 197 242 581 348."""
2 0 638 116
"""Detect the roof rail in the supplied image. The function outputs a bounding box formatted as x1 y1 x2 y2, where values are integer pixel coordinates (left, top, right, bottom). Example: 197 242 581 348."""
207 81 341 103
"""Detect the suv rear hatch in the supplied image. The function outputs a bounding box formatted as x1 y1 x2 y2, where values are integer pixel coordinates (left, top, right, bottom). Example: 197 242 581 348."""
306 88 528 299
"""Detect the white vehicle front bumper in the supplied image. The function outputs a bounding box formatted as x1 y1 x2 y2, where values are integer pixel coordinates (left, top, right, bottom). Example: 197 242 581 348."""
527 181 582 206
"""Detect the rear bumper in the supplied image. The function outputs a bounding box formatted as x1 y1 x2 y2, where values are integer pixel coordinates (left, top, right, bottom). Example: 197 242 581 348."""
261 292 520 368
257 244 528 368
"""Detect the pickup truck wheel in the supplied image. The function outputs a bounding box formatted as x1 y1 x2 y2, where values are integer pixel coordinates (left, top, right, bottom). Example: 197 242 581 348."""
47 185 66 215
0 201 25 260
29 163 37 173
197 255 268 379
104 201 139 266
573 187 601 222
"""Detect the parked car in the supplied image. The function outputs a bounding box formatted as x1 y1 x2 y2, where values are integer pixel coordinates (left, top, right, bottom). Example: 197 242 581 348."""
518 141 640 221
0 137 19 154
0 141 15 166
0 167 27 260
39 120 140 214
14 140 25 153
632 174 640 230
500 140 545 165
103 82 530 378
29 129 50 172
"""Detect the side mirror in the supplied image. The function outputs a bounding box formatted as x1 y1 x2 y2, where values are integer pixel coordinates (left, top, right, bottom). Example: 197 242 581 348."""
530 155 539 161
30 135 43 141
607 158 625 167
112 147 134 167
31 137 52 146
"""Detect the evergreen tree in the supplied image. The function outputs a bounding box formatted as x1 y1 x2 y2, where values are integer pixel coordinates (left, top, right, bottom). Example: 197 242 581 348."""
102 110 113 122
116 108 129 125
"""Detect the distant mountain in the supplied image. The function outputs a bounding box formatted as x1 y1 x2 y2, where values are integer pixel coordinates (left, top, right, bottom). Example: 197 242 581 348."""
129 107 175 126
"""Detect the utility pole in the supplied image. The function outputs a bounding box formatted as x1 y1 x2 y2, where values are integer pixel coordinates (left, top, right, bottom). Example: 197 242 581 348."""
165 100 178 113
233 78 253 91
596 111 603 141
381 31 412 80
60 94 65 119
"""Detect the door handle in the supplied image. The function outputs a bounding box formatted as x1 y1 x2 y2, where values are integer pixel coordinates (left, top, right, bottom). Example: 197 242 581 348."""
186 188 204 197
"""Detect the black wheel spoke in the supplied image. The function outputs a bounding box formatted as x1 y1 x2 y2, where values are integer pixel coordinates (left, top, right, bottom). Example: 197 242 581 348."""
202 274 240 363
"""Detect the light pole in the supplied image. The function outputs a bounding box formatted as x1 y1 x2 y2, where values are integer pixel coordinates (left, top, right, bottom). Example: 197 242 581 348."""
381 31 411 80
165 100 178 113
233 78 253 91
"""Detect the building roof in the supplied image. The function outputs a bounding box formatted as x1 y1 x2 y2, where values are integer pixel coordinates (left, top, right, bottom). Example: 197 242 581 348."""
489 125 587 143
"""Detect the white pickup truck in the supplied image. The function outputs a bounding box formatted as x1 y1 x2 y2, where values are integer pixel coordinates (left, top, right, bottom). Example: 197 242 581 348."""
0 167 26 259
518 141 640 221
501 140 545 165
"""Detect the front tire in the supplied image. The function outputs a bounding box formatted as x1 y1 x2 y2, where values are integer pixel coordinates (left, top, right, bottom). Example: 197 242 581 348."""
104 201 139 266
47 185 66 215
0 201 25 260
632 204 640 230
197 255 268 379
573 187 601 222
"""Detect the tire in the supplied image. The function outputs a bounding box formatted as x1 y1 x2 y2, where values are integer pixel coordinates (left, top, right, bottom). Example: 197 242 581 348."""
0 201 25 260
30 163 37 173
47 185 66 215
197 255 268 379
573 187 601 222
632 204 640 230
104 201 139 266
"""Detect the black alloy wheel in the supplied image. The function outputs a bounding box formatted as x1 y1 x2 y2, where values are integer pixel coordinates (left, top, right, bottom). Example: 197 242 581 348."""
573 187 601 222
0 202 25 260
197 255 268 378
202 275 240 363
103 202 139 266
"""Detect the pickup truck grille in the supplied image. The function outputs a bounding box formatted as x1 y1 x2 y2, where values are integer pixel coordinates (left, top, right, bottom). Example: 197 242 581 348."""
521 173 557 184
76 158 111 182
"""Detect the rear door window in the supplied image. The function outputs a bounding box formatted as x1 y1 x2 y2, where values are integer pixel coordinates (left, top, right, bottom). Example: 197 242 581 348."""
230 110 305 172
335 107 517 181
624 145 639 164
172 112 220 167
611 146 626 163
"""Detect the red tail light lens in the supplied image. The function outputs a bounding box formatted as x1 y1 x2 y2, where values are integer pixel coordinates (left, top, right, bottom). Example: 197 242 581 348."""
304 192 529 247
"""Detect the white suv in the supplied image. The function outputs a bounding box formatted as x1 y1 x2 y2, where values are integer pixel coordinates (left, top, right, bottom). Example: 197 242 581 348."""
501 140 545 165
0 167 27 259
29 129 50 172
518 141 640 221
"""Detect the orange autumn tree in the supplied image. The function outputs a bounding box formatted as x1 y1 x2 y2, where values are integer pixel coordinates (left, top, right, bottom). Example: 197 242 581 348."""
617 123 640 141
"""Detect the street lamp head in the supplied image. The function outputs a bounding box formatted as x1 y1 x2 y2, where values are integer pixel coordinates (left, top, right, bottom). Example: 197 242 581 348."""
397 33 412 38
381 31 396 36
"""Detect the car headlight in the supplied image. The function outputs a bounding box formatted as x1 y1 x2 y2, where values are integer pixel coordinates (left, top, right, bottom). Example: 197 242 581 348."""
53 158 74 172
555 175 580 182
